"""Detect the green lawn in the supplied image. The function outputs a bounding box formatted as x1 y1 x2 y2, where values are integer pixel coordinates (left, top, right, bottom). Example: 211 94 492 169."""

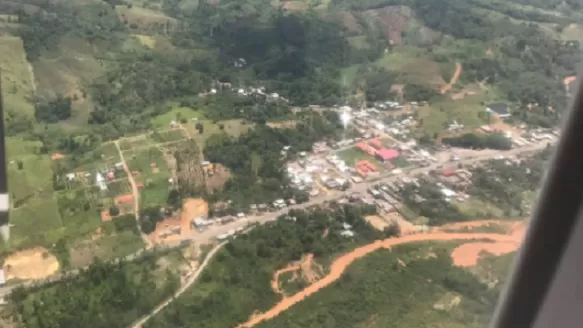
0 36 35 119
337 148 385 170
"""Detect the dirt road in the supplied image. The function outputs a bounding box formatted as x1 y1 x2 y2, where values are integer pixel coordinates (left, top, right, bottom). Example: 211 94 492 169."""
129 242 227 328
115 141 152 248
271 254 314 296
239 227 524 327
440 62 462 94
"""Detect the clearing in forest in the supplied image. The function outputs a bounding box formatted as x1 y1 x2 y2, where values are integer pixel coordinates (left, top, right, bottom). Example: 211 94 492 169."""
3 247 60 281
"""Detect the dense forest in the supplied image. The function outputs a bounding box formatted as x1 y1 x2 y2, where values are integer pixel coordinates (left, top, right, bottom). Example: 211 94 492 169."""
8 252 181 328
144 204 398 328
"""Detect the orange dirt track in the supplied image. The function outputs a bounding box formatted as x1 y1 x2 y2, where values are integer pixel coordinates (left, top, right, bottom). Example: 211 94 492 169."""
239 221 525 328
271 254 314 296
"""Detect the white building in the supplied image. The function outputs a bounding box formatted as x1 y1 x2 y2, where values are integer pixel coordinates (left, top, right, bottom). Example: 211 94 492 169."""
95 173 107 191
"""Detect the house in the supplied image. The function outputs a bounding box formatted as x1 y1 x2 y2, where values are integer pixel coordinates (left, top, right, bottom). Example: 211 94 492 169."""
485 103 511 118
95 173 107 191
340 230 355 238
0 269 5 285
376 148 400 162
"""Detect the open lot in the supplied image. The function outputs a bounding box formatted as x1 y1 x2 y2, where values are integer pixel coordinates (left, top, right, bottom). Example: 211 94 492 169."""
115 5 177 29
148 129 188 143
337 148 384 169
0 36 35 119
3 247 60 281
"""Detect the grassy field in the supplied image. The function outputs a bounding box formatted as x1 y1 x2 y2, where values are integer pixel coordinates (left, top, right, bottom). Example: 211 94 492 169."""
5 138 42 158
376 47 448 87
7 154 53 207
454 198 505 219
115 5 177 29
337 148 385 170
139 175 172 206
150 103 204 128
10 196 63 248
125 147 169 177
0 36 35 119
148 129 188 143
415 87 502 137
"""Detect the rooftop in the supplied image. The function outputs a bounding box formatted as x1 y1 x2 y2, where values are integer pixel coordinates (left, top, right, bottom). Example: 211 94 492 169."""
377 148 400 161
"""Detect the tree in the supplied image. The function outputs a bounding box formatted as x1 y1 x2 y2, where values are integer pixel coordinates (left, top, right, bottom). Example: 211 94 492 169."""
109 206 120 216
34 96 72 123
403 84 439 102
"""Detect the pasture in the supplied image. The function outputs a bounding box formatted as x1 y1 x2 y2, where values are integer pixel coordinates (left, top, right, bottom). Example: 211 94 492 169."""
0 36 35 119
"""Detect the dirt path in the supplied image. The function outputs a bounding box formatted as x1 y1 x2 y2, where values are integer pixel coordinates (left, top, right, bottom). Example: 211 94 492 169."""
239 228 524 328
271 254 314 296
115 141 152 248
440 62 462 94
129 242 227 328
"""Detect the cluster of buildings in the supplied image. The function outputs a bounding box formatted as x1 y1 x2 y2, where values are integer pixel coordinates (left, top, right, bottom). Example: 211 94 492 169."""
478 125 558 148
64 162 124 192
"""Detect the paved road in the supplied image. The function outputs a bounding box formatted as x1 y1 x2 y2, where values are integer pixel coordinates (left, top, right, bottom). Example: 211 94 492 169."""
183 142 549 243
129 242 227 328
0 141 548 299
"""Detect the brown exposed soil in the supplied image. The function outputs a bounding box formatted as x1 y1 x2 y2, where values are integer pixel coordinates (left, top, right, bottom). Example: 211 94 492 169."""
365 215 390 231
239 220 526 327
271 254 315 296
266 120 298 129
149 198 208 245
440 62 462 94
205 164 232 191
3 247 60 281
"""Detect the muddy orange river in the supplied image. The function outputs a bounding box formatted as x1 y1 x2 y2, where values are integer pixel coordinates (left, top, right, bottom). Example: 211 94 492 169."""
239 222 525 328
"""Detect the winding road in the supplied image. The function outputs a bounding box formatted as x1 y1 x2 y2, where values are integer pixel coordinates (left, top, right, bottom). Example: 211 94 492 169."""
129 242 227 328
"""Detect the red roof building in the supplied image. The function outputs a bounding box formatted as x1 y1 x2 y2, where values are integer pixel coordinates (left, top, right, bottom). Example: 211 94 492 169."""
116 194 134 204
440 168 456 177
376 148 400 161
369 139 383 150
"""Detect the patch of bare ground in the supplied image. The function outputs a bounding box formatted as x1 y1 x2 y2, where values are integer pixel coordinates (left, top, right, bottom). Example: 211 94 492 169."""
364 6 411 45
266 120 297 129
204 163 232 191
3 247 59 281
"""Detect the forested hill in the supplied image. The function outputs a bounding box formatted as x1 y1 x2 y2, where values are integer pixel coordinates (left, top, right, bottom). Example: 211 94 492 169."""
0 0 581 151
